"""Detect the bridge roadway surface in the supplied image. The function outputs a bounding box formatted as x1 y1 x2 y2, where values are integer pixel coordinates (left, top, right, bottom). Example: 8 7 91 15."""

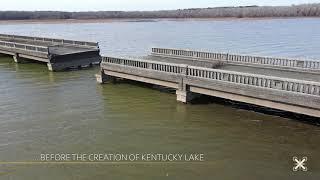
0 37 96 55
143 55 320 82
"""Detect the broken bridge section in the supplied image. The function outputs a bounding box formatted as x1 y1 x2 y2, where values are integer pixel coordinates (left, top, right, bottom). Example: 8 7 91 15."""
0 34 101 71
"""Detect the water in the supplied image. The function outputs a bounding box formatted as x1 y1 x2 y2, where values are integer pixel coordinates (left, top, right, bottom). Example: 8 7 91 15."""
0 18 320 179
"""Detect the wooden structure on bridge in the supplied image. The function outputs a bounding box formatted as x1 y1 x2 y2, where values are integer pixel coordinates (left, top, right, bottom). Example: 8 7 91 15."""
97 48 320 118
0 34 101 71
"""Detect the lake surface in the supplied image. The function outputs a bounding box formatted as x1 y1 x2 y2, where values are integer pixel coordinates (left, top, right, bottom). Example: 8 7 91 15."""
0 18 320 179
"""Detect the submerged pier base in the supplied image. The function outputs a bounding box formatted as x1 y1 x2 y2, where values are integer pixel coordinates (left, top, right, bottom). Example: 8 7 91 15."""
176 90 197 103
13 54 22 63
47 63 55 71
96 70 116 84
176 81 198 103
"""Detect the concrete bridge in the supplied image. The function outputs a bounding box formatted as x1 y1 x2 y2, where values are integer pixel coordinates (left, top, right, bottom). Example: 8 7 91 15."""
97 52 320 118
0 34 101 71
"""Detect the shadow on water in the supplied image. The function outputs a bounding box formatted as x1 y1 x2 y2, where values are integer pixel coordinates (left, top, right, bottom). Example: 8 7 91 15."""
191 95 320 126
112 78 320 126
112 78 175 93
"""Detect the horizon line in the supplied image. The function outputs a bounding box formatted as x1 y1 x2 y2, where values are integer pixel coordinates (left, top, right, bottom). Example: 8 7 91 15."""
0 3 318 13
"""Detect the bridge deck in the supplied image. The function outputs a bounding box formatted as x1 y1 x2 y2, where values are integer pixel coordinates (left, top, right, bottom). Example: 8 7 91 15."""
0 34 101 71
0 37 98 55
49 46 98 56
144 55 320 82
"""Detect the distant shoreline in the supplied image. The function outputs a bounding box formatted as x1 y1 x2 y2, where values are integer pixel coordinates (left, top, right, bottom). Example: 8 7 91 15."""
1 17 319 25
1 3 319 24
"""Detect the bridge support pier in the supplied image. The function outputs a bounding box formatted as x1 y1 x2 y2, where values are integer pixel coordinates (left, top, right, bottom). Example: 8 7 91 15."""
96 70 116 84
47 63 57 71
13 54 21 63
176 80 197 103
176 90 196 103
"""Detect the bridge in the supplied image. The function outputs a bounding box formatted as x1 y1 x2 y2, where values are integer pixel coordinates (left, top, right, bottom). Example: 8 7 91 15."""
150 48 320 74
97 48 320 118
0 34 101 71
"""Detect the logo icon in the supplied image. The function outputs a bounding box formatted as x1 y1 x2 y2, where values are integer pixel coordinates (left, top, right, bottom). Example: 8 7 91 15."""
293 157 307 172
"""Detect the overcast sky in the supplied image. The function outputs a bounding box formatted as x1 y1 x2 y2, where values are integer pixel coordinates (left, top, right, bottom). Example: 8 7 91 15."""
1 0 319 11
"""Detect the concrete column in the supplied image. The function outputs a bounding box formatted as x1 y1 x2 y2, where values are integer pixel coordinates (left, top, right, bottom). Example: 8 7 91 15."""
96 70 115 84
176 65 197 103
176 82 199 103
47 63 56 71
176 90 196 103
13 54 22 63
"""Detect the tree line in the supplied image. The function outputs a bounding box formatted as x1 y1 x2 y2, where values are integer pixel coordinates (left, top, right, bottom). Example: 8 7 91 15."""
0 4 320 20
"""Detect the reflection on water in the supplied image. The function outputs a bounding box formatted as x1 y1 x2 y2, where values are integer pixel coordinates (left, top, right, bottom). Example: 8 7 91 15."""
0 18 320 179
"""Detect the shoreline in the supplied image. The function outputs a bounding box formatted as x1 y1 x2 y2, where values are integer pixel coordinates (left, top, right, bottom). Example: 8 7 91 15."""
0 16 319 25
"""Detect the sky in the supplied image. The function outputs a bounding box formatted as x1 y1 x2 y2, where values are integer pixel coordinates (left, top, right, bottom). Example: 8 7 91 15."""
0 0 319 11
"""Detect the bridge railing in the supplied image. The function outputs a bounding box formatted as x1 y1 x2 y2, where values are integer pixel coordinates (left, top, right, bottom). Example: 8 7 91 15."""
0 34 98 49
103 56 184 74
0 40 49 54
102 56 320 97
187 66 320 96
151 48 320 70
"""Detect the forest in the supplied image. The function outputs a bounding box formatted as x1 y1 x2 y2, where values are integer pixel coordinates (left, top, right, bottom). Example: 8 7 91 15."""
0 4 320 20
